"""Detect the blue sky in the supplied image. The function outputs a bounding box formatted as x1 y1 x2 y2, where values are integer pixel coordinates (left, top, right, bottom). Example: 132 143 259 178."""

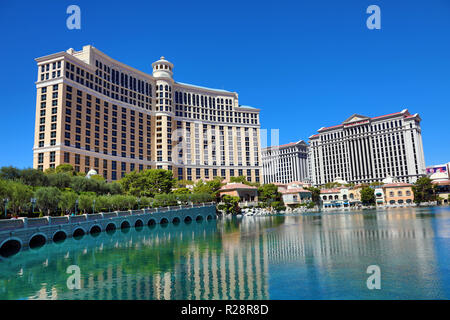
0 0 449 168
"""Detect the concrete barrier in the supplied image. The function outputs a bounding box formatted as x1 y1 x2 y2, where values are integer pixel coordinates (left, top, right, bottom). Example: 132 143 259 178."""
0 204 216 258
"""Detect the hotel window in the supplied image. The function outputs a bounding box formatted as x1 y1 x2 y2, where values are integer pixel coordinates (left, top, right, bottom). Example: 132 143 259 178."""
64 152 70 163
49 151 56 163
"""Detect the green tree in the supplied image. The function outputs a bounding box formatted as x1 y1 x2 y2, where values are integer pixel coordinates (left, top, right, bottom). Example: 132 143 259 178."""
2 180 34 215
176 179 195 188
412 177 437 204
58 191 78 215
20 168 48 187
120 169 175 197
323 181 342 189
153 193 178 207
220 195 240 215
192 177 223 200
79 193 95 213
70 176 88 193
360 186 375 205
35 187 62 216
55 164 75 175
173 187 191 195
47 172 72 189
306 186 321 205
94 195 110 212
230 175 250 185
258 184 280 204
0 166 21 181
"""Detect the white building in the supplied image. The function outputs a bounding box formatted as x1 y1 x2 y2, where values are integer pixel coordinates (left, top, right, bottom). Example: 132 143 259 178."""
262 140 310 184
309 109 426 185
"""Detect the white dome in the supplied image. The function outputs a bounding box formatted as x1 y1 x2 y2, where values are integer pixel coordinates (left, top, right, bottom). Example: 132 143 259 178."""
152 56 174 79
86 169 98 179
333 177 347 185
430 171 448 181
382 176 398 184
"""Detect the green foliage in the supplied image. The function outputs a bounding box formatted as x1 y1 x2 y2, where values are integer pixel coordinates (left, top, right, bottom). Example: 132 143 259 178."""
306 201 316 209
322 182 342 189
176 179 195 188
47 173 72 189
191 193 213 203
58 191 78 214
230 175 250 185
271 201 286 211
344 183 356 188
153 193 178 207
412 177 437 204
109 195 137 211
120 169 175 197
360 186 376 205
192 178 223 200
305 186 321 204
0 165 211 217
35 187 62 216
55 164 75 175
230 175 259 187
78 193 95 213
221 195 240 215
173 187 191 195
0 179 33 215
0 166 21 181
20 168 48 187
258 184 283 208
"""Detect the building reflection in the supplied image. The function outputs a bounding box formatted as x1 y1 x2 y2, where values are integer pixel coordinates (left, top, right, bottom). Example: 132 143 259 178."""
0 208 445 300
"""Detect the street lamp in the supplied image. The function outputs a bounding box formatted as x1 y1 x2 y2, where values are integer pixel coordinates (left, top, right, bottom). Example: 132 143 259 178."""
31 198 36 214
75 199 79 215
137 197 141 210
92 199 96 213
3 198 9 218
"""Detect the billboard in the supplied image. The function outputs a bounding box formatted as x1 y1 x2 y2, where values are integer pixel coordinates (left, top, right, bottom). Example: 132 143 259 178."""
426 165 448 175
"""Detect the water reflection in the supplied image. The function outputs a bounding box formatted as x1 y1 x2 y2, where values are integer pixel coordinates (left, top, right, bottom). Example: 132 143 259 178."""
0 207 449 300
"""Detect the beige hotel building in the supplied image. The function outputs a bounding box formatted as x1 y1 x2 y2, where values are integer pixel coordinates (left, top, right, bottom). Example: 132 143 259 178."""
309 109 426 185
33 45 261 182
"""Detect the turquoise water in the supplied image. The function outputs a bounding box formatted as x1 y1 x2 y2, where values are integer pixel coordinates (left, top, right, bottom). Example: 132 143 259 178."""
1 206 449 300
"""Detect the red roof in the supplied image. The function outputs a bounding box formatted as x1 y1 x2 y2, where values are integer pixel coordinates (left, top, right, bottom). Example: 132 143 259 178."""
320 188 341 194
432 180 450 186
219 183 257 191
280 188 311 194
371 111 403 120
317 110 412 132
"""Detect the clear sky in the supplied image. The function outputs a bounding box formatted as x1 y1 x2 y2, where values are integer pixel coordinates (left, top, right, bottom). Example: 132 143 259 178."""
0 0 449 169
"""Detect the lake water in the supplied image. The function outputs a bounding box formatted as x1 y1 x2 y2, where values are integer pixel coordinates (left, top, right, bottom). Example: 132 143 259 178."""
1 206 449 300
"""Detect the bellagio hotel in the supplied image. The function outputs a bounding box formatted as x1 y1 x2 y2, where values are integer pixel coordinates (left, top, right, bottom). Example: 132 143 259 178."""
33 45 261 182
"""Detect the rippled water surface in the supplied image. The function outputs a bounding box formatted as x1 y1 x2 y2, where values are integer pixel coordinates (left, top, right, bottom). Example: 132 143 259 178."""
1 206 449 300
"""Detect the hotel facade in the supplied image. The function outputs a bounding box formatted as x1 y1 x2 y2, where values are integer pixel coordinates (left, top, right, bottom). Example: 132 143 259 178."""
308 109 426 185
261 140 310 184
33 45 261 182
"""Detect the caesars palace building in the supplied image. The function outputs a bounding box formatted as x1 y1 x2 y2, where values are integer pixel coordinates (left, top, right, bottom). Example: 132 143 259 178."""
33 45 262 182
308 109 426 185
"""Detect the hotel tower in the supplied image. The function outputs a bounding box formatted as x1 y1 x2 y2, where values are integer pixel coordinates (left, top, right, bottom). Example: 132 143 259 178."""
33 45 261 182
261 140 310 184
308 109 426 185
